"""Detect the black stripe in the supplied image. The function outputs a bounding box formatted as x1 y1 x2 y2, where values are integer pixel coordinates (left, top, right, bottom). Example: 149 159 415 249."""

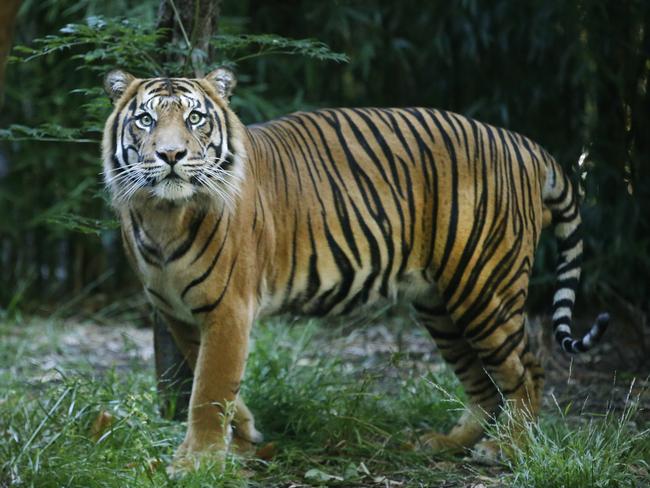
545 171 570 206
426 110 459 282
166 210 206 264
181 220 231 299
556 277 579 291
222 110 235 170
414 302 448 316
302 214 322 304
191 210 223 264
558 224 582 253
552 298 574 310
282 211 300 307
350 108 405 199
479 327 525 366
499 371 526 396
554 202 580 223
129 211 162 267
425 325 462 341
146 287 171 308
191 258 238 314
556 255 582 274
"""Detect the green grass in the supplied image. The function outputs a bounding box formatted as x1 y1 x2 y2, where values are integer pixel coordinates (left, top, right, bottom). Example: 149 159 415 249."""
493 390 650 488
0 317 648 487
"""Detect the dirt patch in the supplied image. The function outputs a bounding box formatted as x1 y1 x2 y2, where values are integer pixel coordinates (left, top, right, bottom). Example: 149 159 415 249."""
22 322 154 383
29 316 649 423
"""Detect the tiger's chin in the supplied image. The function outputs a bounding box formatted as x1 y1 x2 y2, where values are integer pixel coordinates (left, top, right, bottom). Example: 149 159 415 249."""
152 178 196 201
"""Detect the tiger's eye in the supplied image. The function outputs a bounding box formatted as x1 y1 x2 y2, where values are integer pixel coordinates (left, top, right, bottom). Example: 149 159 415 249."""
188 111 203 124
139 114 153 127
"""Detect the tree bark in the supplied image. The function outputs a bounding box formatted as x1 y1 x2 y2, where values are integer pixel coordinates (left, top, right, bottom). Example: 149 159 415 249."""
152 0 222 420
153 310 194 420
157 0 222 76
0 0 21 105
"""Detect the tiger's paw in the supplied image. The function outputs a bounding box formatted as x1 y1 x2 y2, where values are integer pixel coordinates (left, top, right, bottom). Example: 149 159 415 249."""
167 451 227 477
166 437 228 476
419 432 464 454
471 439 504 466
231 425 263 456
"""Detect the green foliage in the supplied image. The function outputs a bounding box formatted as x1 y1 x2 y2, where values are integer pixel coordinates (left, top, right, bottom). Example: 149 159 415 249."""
12 16 164 74
1 0 649 331
44 213 119 236
12 17 348 77
212 34 349 64
0 124 98 143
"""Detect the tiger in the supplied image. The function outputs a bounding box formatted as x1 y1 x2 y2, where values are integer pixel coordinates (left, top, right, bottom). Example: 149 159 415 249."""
102 67 609 470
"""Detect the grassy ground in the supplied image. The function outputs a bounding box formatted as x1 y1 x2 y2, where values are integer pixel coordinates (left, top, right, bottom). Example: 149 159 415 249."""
0 315 648 487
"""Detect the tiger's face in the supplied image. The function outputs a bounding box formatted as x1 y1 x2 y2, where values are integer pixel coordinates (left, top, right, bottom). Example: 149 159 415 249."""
102 68 243 205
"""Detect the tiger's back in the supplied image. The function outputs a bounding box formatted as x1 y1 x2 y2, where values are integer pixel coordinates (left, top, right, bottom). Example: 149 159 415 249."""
249 107 547 326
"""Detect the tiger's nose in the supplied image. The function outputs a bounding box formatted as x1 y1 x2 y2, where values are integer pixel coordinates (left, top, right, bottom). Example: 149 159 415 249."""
156 149 187 166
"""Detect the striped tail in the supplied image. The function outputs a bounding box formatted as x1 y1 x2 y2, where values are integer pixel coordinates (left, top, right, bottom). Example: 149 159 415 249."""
543 157 610 353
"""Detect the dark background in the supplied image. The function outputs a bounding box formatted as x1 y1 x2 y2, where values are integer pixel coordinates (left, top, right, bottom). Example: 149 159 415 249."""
1 0 648 362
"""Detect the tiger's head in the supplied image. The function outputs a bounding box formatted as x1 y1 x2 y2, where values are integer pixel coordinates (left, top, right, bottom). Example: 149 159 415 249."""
101 68 245 206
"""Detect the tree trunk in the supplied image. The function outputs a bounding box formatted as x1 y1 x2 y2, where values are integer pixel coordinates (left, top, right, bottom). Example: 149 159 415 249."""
152 0 222 420
157 0 222 76
0 0 21 105
153 310 194 420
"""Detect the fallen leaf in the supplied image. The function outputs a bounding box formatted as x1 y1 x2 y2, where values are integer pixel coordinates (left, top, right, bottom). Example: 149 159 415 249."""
256 441 278 460
125 458 161 473
304 468 343 482
90 410 114 442
372 477 404 486
399 440 416 451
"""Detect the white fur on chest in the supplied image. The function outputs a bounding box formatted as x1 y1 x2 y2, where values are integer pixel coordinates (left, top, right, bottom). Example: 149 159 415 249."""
123 206 206 326
142 264 198 325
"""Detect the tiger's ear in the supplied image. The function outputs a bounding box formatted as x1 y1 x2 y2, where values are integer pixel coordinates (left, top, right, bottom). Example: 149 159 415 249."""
104 70 135 102
205 67 236 103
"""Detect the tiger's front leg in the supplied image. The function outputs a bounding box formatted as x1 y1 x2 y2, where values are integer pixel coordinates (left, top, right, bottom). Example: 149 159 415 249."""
171 303 253 472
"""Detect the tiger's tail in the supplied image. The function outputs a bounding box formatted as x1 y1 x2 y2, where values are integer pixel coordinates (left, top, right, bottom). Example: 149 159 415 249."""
542 155 610 353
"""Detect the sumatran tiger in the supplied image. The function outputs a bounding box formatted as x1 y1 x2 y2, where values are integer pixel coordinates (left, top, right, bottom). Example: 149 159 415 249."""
102 68 609 470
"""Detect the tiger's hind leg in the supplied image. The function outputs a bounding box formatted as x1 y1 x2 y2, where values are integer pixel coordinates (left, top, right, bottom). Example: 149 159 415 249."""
463 311 544 462
413 302 500 453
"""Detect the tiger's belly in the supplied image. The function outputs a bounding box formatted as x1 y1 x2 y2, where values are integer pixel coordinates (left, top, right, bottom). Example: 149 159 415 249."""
258 268 439 319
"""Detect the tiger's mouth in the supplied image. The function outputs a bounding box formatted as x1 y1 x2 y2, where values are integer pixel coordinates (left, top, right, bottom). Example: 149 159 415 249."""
156 164 192 184
151 169 196 200
134 157 237 203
